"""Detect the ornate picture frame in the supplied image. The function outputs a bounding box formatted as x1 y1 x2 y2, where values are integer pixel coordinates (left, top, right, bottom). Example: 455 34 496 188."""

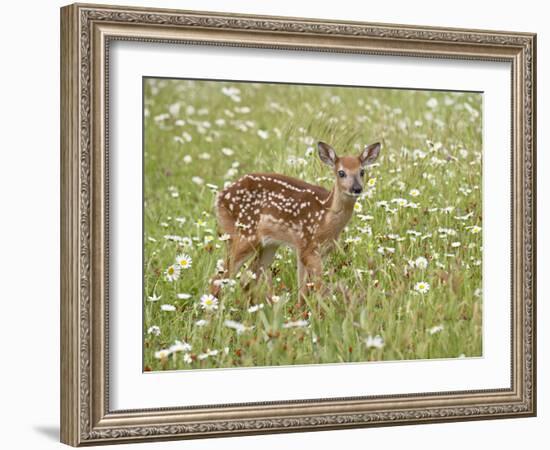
60 3 536 446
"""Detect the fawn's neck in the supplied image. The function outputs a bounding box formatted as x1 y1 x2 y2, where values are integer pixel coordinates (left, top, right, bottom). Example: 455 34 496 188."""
320 184 356 240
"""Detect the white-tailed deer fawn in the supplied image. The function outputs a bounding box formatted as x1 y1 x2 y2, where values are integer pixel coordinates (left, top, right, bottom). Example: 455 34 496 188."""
214 141 381 299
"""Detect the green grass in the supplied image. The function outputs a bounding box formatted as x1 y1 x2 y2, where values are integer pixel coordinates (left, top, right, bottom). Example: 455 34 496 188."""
143 78 483 371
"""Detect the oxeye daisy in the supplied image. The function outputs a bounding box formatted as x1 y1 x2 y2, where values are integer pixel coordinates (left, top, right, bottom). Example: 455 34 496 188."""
247 304 264 313
470 225 482 234
367 177 377 187
257 129 269 139
179 237 192 247
160 304 176 312
165 264 180 282
415 256 428 269
154 349 171 360
282 320 309 329
200 294 219 311
354 202 363 213
409 188 420 197
147 325 161 336
428 324 444 335
365 335 385 349
414 281 430 294
175 253 192 270
147 293 162 302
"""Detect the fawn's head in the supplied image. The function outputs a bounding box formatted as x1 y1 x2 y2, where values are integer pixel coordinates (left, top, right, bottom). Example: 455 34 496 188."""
318 141 381 198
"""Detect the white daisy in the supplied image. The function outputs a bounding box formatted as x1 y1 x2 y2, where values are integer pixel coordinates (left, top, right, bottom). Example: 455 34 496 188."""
414 281 430 294
165 264 180 282
213 278 237 288
175 253 192 270
180 237 193 247
282 320 309 329
200 294 219 311
160 304 176 312
195 319 209 327
147 325 161 336
367 177 377 187
354 202 363 213
176 293 192 300
169 340 192 353
247 304 264 313
154 349 171 360
409 188 421 197
365 335 385 349
215 259 226 274
257 129 269 139
428 325 444 335
224 320 250 334
221 147 234 156
191 176 204 185
415 256 428 269
426 98 438 108
451 241 461 248
470 225 482 234
357 214 374 221
147 293 162 302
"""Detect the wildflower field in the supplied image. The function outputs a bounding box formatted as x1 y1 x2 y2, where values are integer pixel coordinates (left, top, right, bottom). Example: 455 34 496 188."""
143 78 483 371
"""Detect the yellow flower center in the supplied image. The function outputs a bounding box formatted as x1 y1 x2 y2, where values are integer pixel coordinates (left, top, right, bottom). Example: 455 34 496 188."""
180 260 188 267
168 267 174 274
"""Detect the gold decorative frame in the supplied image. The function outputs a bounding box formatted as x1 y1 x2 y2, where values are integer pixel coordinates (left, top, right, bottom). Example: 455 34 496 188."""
60 2 536 446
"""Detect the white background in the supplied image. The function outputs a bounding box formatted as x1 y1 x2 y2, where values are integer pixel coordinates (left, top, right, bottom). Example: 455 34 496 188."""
0 0 546 449
111 43 511 409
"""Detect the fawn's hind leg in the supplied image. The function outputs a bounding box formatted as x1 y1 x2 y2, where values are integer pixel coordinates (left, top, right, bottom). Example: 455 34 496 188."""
297 246 323 303
248 245 278 291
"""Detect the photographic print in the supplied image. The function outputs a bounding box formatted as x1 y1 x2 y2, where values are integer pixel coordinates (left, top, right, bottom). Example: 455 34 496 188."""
143 78 483 371
61 4 535 444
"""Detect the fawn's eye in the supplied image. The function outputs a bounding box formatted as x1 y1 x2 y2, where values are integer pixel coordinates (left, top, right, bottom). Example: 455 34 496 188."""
338 170 346 178
360 170 365 177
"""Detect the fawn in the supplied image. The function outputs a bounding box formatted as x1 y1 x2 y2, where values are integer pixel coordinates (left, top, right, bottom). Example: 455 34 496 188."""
214 141 381 299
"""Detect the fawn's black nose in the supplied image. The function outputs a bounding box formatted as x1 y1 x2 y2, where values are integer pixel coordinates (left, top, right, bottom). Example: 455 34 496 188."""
352 186 363 195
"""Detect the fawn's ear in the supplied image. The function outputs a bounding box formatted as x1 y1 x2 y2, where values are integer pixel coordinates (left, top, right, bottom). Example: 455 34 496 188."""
359 142 381 167
318 141 338 167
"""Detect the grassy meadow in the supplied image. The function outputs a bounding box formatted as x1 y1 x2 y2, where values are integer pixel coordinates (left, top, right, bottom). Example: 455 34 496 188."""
143 78 483 371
